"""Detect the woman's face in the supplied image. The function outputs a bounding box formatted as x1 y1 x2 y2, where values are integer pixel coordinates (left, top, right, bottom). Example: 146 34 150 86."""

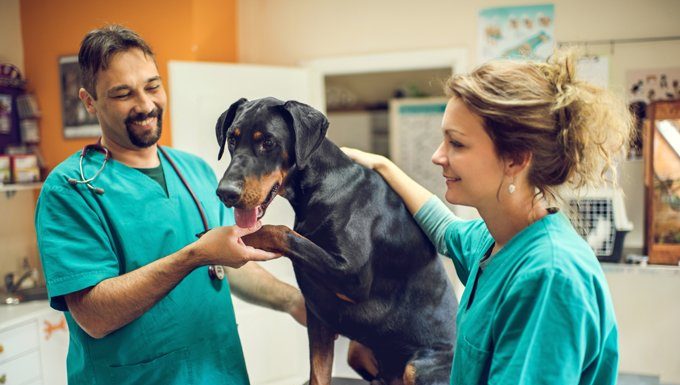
431 98 506 209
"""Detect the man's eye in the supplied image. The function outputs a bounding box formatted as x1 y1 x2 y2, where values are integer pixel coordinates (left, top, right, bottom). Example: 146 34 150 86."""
113 94 130 99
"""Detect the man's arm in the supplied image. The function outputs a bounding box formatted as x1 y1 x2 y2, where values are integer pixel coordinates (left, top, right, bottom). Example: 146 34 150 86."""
226 262 307 326
66 223 279 339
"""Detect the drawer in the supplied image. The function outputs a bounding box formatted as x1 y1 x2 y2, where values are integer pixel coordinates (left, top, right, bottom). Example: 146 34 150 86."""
0 321 39 363
0 350 42 385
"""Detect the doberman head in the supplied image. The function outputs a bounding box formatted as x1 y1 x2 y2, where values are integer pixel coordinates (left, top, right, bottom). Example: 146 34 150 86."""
214 97 328 228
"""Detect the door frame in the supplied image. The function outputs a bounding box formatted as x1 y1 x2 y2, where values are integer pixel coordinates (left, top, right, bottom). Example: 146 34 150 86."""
303 48 468 112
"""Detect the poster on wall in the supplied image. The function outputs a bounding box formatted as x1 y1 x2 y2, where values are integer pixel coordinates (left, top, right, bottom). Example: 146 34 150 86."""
59 56 100 138
626 67 680 159
478 4 555 65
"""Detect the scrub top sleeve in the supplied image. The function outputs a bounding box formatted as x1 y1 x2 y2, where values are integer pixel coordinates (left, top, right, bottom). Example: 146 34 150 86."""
35 185 119 311
413 195 459 255
488 271 597 385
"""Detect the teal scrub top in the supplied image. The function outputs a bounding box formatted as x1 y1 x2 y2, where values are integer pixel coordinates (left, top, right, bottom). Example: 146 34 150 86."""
415 197 618 385
35 147 250 385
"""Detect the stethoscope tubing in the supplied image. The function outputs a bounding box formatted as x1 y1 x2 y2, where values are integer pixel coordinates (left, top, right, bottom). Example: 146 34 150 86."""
67 140 224 280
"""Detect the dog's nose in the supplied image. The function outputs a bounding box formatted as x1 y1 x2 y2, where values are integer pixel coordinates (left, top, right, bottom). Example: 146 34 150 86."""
216 182 242 207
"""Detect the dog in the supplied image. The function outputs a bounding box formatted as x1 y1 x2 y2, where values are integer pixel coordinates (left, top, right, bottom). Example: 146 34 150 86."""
215 97 457 385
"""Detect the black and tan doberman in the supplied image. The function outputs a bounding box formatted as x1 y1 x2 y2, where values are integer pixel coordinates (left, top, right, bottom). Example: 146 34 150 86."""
215 97 457 385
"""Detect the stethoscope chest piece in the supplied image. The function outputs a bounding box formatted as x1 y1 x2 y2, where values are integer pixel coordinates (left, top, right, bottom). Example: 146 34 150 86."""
208 265 225 280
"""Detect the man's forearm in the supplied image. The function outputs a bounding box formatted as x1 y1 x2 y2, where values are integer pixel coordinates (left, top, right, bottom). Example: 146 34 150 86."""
65 247 199 338
227 262 299 313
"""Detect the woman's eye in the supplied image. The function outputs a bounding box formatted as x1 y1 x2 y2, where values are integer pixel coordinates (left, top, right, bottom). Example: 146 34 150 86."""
449 141 463 148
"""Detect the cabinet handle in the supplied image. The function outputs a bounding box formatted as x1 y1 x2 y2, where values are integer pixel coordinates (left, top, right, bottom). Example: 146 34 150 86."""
0 373 6 384
0 343 3 354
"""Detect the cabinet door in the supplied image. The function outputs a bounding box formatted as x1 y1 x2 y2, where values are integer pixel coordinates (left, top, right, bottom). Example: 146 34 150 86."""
37 310 68 385
0 350 41 385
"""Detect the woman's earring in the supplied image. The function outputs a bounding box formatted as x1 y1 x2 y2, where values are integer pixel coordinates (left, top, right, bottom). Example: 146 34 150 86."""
508 179 516 194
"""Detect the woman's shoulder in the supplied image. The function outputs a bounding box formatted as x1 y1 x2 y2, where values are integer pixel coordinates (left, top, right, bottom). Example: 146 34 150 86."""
513 212 605 284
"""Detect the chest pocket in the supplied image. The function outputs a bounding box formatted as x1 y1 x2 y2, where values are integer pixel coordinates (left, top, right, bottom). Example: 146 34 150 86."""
451 336 491 385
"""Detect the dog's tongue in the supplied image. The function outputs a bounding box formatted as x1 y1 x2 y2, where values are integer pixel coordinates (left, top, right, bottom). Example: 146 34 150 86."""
235 207 258 228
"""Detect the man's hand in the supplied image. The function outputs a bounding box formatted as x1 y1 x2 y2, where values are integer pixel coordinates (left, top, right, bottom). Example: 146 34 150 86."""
190 222 281 268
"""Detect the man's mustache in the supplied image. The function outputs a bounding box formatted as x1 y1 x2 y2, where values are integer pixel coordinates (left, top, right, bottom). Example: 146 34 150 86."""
126 108 162 125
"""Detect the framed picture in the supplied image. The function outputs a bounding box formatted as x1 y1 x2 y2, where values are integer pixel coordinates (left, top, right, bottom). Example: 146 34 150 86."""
644 100 680 265
59 56 100 138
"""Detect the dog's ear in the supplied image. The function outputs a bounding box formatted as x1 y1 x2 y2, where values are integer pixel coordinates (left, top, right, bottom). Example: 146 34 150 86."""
216 98 248 160
279 100 329 169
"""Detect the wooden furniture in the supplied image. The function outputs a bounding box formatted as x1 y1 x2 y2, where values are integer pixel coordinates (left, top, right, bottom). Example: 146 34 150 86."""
644 100 680 265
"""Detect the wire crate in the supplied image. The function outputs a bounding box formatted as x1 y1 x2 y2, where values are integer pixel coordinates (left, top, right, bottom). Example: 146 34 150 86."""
567 188 633 263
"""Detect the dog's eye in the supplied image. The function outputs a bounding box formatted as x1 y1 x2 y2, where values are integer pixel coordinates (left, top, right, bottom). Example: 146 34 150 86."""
227 136 237 147
262 138 275 149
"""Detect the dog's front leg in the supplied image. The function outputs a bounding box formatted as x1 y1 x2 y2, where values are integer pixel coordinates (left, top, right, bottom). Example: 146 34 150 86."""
242 225 372 301
307 310 335 385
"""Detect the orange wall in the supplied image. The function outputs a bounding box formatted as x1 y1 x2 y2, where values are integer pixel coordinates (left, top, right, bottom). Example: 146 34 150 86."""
20 0 238 170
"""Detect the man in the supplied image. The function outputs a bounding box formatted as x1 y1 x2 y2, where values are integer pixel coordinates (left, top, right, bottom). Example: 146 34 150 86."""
35 25 304 385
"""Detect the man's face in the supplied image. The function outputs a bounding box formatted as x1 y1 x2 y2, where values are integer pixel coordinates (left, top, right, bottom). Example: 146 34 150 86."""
80 48 167 149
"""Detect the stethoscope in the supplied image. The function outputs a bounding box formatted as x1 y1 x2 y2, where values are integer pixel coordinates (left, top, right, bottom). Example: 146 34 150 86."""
67 139 226 280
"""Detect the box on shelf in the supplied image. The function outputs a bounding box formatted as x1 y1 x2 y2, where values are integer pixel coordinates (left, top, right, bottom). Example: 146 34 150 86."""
10 154 40 183
0 155 10 184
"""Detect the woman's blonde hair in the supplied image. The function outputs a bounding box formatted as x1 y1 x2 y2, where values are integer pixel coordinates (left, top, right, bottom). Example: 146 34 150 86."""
445 48 635 203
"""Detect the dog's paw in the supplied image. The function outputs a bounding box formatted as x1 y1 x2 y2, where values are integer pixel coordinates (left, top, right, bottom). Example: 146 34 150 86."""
241 224 291 253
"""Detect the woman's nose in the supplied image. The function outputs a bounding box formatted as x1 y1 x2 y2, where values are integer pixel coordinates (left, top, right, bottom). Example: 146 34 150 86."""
431 141 446 166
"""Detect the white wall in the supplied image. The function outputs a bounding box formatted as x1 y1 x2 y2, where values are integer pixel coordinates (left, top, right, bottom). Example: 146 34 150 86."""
0 0 24 72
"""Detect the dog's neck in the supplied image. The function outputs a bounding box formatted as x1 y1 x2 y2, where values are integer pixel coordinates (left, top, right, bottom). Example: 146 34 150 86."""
282 139 355 213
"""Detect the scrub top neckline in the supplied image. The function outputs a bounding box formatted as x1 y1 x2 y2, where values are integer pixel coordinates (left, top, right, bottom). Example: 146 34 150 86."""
88 146 178 200
481 208 562 268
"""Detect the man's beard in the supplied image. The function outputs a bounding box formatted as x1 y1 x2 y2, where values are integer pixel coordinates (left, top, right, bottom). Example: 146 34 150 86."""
125 108 163 148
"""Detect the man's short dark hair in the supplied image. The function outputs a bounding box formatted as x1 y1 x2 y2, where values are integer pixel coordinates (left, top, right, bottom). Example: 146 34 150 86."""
78 25 155 99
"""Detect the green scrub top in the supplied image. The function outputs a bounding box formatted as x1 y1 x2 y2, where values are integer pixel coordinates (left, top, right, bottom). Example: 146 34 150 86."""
415 197 618 385
35 147 249 385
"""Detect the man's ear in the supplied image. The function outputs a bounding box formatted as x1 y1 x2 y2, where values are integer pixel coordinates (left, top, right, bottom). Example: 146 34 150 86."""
79 88 97 115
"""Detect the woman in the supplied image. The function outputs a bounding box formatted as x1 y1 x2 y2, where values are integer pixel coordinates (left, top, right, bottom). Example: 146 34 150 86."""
343 49 634 385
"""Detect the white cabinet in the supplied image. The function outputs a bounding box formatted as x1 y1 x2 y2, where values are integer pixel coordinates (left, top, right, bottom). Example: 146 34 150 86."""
0 302 68 385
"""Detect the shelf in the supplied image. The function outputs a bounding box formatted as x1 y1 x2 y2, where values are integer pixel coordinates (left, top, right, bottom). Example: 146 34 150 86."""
601 262 680 275
0 182 43 193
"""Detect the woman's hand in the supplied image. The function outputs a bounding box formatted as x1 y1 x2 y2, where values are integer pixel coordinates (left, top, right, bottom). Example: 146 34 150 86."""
341 147 388 171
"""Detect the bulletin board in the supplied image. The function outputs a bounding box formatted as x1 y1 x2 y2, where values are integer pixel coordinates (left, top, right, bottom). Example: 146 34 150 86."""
389 97 479 219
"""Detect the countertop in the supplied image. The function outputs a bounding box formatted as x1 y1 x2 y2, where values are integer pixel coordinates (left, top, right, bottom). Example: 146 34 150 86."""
0 300 53 329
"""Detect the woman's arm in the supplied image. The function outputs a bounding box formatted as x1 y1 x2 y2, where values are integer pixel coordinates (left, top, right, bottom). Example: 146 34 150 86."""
341 147 433 215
